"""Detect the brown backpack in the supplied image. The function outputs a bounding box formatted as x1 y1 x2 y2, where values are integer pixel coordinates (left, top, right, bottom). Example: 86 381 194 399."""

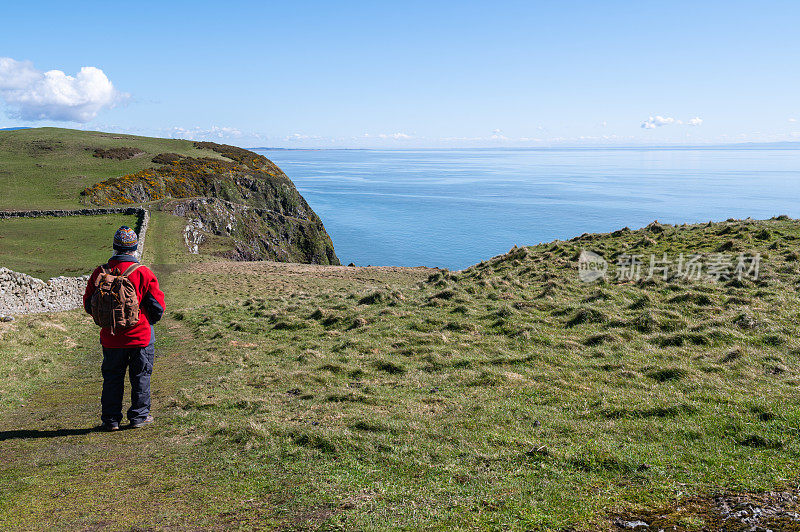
90 263 142 334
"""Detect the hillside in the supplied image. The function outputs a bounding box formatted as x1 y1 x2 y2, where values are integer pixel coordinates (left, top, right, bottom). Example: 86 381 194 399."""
0 128 338 265
0 128 226 210
1 216 798 530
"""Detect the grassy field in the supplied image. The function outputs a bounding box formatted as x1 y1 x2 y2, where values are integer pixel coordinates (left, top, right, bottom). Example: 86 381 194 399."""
0 311 98 414
0 214 140 279
1 217 799 530
0 127 226 210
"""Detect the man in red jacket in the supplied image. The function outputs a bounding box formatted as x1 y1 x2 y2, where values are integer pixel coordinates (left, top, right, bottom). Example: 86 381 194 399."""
83 226 166 432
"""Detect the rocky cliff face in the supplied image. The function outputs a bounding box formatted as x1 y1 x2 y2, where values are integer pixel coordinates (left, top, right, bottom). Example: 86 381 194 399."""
81 142 339 265
167 197 338 264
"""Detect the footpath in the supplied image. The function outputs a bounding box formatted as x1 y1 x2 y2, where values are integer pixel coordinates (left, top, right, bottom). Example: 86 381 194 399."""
0 214 242 530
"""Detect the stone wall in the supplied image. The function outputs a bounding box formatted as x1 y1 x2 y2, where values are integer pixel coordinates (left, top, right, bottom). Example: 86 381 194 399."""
0 268 90 316
135 208 150 259
0 207 145 219
0 208 149 316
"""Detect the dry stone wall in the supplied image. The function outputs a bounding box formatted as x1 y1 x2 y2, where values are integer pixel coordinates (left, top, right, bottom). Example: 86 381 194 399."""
0 208 149 317
0 268 90 316
0 207 145 220
134 208 149 259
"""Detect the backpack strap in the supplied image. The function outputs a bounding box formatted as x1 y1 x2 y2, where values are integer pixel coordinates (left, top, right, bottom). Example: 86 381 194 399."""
121 264 142 277
94 265 110 287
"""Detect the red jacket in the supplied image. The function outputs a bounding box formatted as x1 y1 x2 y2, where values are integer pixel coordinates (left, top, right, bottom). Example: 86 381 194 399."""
84 255 166 348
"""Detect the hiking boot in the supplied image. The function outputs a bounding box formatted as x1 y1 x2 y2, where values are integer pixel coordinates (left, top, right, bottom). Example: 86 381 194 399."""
129 415 154 429
103 422 120 432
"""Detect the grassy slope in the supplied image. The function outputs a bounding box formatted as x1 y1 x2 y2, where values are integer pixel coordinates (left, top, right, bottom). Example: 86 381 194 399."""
1 217 798 530
0 128 339 266
0 214 139 278
0 127 225 210
161 218 800 530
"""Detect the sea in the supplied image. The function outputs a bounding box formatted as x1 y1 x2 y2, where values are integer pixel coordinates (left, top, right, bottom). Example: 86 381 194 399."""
254 147 800 270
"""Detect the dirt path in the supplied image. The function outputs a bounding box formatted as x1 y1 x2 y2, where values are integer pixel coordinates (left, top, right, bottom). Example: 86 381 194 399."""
0 209 261 528
0 214 432 529
0 217 229 528
0 321 209 529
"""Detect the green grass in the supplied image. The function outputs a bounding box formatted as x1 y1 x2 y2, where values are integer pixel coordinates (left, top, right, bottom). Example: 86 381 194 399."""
142 210 196 267
0 127 226 210
0 312 97 415
1 217 799 530
0 213 139 278
158 217 800 529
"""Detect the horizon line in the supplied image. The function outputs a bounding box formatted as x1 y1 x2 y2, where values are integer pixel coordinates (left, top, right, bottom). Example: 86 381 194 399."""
248 141 800 151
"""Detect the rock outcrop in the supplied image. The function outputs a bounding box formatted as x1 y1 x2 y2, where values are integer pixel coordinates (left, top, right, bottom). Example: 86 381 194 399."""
166 197 337 264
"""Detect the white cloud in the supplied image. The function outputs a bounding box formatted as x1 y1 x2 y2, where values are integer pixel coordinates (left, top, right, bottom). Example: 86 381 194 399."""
789 118 797 123
359 132 414 140
641 116 676 129
489 128 508 140
377 132 413 140
641 115 703 129
284 132 326 142
169 126 243 141
0 57 126 122
0 58 40 90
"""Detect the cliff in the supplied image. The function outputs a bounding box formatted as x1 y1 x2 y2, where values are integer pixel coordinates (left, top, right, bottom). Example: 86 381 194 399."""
0 128 338 265
80 141 339 264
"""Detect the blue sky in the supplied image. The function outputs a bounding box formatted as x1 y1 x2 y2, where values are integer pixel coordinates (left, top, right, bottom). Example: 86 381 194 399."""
1 0 799 147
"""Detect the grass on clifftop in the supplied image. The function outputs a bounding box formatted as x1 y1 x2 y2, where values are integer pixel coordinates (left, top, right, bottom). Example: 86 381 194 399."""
155 217 799 530
1 217 799 530
0 213 139 279
0 127 226 210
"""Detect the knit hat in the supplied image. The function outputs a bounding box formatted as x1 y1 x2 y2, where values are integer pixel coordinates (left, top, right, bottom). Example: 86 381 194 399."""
113 226 138 252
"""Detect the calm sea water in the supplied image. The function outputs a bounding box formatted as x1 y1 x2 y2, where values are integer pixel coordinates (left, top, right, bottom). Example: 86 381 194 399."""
255 148 800 270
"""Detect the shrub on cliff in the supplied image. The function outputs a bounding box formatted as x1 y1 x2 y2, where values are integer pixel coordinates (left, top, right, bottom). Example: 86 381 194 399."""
92 147 144 160
151 153 184 164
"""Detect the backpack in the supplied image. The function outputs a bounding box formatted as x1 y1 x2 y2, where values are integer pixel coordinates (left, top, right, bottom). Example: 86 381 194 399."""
90 263 142 334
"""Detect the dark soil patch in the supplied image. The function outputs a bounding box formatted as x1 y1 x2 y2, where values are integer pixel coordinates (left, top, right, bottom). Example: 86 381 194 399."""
646 367 687 382
565 307 607 327
27 140 64 152
92 147 145 160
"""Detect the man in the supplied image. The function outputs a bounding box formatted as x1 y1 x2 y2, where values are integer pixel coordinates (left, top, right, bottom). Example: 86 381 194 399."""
83 226 165 431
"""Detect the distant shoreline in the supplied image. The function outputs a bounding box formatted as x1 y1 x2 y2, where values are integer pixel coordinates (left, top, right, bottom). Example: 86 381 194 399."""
249 147 370 151
250 142 800 152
